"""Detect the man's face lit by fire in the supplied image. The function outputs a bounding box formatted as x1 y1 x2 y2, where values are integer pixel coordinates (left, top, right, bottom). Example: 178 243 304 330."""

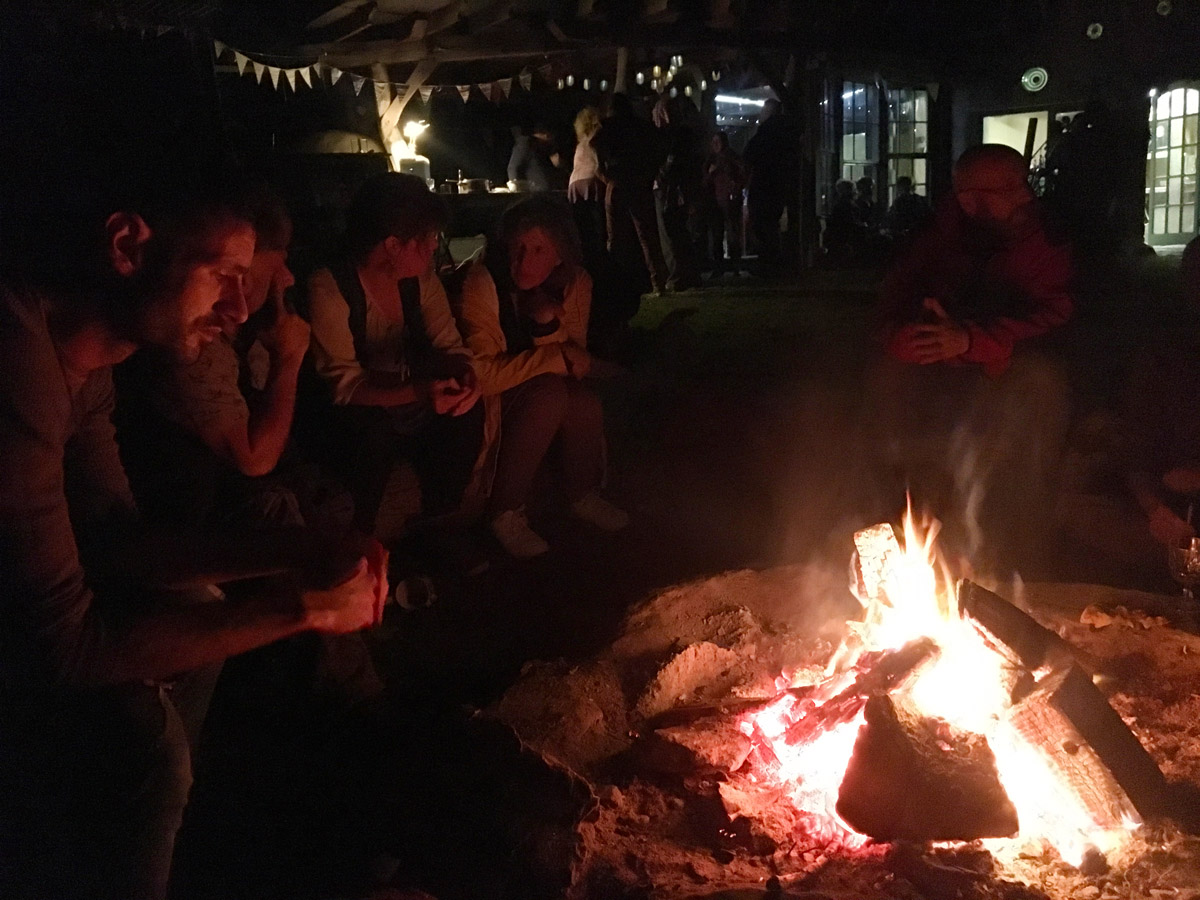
138 220 256 362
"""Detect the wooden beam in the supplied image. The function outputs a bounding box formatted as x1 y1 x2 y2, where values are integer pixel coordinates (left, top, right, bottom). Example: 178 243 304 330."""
307 0 372 31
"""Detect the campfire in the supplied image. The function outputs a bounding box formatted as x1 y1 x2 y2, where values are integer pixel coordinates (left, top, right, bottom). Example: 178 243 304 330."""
493 509 1198 898
726 512 1160 869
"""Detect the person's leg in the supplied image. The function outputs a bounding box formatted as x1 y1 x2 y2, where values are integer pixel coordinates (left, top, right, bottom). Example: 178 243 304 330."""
626 186 669 293
324 405 402 533
489 374 569 514
560 381 606 502
402 402 485 518
0 684 198 900
726 199 744 268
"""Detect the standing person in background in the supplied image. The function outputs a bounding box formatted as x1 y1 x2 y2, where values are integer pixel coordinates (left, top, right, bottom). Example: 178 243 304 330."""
593 93 669 296
652 97 704 291
507 123 565 192
458 196 628 558
701 131 746 277
853 176 878 229
743 98 799 272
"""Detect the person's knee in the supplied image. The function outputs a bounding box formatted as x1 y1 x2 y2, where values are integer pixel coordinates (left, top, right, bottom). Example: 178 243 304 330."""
516 373 570 418
565 381 604 430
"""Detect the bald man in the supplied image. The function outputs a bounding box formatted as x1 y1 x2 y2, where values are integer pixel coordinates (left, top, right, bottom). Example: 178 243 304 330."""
870 144 1074 573
879 144 1073 375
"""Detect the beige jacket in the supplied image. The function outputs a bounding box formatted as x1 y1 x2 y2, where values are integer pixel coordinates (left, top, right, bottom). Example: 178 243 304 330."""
456 260 592 462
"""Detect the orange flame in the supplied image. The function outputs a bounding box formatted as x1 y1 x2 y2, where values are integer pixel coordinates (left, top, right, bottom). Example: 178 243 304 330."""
740 506 1140 866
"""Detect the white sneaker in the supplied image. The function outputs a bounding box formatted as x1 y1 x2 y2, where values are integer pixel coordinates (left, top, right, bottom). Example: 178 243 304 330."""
570 491 630 532
490 508 550 558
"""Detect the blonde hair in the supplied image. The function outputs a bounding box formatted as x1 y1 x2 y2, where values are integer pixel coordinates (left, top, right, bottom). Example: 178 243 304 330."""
574 106 602 142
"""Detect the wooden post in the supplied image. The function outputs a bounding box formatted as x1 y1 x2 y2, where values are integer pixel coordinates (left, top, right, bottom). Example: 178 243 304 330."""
614 46 628 94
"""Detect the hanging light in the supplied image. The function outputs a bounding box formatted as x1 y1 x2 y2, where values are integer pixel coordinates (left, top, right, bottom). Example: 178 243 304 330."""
700 79 707 91
582 78 590 90
651 78 659 91
636 71 645 85
669 86 678 98
652 64 662 78
712 69 722 82
684 85 693 97
565 74 574 87
557 78 565 90
600 79 609 91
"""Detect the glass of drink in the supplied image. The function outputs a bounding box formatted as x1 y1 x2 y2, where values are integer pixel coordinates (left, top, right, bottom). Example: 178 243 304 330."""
1167 536 1200 600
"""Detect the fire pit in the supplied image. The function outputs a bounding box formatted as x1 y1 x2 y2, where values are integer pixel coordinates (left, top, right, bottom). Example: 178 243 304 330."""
492 514 1200 898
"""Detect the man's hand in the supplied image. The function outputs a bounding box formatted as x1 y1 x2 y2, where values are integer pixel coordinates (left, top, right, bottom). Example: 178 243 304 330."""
260 290 311 365
561 341 592 379
1163 466 1200 495
892 297 970 364
1148 503 1195 548
300 558 382 633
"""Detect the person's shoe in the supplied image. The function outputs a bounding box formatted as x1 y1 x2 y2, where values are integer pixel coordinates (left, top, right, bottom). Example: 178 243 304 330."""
490 508 550 558
570 491 630 532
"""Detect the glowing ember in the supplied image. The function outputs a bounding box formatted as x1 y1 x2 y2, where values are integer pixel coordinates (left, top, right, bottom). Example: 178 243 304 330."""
739 506 1141 866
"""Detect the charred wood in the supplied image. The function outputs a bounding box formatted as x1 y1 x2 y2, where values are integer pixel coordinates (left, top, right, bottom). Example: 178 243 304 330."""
836 694 1019 842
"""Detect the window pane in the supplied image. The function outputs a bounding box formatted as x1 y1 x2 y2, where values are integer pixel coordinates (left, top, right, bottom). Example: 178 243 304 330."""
854 132 866 160
1185 175 1197 203
1170 177 1182 204
1154 206 1166 232
843 83 855 120
1171 147 1183 176
842 133 854 159
1159 94 1173 119
1186 117 1198 146
1190 90 1200 115
1185 204 1196 230
1172 118 1184 149
915 91 928 122
1174 88 1186 117
1187 149 1197 175
1157 155 1170 179
914 122 928 153
914 159 926 184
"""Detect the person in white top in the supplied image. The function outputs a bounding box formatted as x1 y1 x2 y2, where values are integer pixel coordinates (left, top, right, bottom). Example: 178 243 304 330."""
306 173 483 537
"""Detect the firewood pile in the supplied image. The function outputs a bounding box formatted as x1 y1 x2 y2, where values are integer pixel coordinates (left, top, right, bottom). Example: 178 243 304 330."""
490 553 1200 899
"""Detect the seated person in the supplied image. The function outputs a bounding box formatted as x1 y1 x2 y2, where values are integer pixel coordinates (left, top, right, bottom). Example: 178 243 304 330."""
870 144 1074 570
883 175 933 241
117 187 346 531
458 195 628 558
0 167 384 900
306 173 483 549
823 179 865 265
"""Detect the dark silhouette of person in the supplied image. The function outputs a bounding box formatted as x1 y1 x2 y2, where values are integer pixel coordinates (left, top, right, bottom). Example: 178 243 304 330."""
743 98 798 269
507 123 566 192
884 175 933 241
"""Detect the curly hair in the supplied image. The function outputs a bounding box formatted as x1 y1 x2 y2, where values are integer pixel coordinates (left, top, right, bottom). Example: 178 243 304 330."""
344 172 448 261
574 106 602 142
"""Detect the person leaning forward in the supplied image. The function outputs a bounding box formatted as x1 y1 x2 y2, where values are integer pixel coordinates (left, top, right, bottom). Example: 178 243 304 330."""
0 174 387 900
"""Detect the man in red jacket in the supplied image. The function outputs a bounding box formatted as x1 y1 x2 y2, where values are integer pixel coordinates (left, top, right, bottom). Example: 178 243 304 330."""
871 144 1074 571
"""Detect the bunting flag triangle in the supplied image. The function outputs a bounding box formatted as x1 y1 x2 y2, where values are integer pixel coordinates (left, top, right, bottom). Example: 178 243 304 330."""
285 68 297 91
351 74 366 96
213 40 227 59
298 66 313 89
252 61 266 84
487 82 502 103
268 66 281 89
235 52 250 76
519 72 532 91
457 84 471 103
329 67 343 86
419 85 433 104
499 78 512 97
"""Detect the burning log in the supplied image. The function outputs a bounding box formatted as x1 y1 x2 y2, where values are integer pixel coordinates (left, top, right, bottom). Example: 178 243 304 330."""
958 579 1076 670
639 715 754 775
835 694 1019 842
782 637 938 746
959 581 1169 820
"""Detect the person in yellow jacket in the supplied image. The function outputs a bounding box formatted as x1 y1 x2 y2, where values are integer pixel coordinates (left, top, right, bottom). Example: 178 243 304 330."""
458 196 628 558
